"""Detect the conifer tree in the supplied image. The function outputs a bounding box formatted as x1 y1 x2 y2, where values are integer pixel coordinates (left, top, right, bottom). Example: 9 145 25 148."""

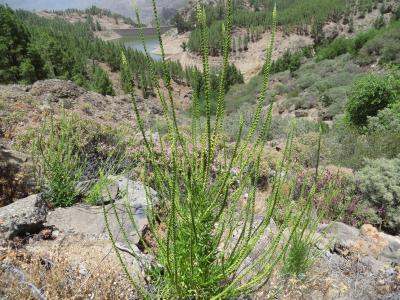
0 5 45 83
91 65 115 96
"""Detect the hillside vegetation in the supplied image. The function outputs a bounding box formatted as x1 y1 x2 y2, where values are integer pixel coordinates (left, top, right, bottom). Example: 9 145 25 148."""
1 0 400 299
182 0 397 55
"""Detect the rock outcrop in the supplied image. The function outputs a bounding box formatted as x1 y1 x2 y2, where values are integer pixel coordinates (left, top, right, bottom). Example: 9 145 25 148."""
30 79 85 99
0 194 47 242
46 178 156 246
320 222 400 266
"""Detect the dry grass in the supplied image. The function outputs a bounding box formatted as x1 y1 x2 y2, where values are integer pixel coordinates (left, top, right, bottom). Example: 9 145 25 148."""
0 237 138 300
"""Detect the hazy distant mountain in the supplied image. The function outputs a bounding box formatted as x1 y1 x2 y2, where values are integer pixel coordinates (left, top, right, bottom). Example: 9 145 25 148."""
0 0 100 10
1 0 188 23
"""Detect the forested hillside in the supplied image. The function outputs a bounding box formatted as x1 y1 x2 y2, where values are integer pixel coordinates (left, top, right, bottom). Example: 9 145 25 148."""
1 5 244 100
49 5 137 26
175 0 399 55
0 5 183 95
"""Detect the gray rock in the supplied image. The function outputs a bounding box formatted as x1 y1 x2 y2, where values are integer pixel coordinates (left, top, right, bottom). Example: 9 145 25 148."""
319 222 360 251
359 255 387 274
0 84 31 102
78 91 107 110
46 179 156 246
294 110 308 118
0 145 30 167
381 232 400 264
30 79 84 99
0 194 47 241
97 181 119 205
228 217 277 281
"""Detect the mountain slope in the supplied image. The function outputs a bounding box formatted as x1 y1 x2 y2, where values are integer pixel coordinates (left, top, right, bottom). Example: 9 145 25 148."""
1 0 189 23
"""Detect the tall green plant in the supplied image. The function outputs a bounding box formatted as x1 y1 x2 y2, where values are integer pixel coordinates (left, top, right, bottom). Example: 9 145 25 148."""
32 113 85 207
106 1 321 299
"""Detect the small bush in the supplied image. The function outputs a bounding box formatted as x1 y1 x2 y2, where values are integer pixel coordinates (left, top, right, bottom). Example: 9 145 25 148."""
32 113 86 207
225 75 262 114
381 39 400 64
85 172 112 205
346 73 398 126
356 157 400 234
31 112 133 207
316 38 352 62
373 15 386 29
292 132 323 168
366 105 400 133
325 113 400 170
296 73 319 89
283 229 316 278
353 29 378 52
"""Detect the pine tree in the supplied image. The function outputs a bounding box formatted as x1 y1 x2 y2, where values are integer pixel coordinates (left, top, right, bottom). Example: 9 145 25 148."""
96 20 102 31
0 5 45 83
311 20 324 46
91 65 115 96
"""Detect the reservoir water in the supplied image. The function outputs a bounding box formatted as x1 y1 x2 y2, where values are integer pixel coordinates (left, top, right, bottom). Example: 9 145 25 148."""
117 35 161 61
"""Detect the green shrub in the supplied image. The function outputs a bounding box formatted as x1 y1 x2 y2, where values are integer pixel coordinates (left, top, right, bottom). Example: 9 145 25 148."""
316 38 352 62
381 39 400 64
32 113 86 207
358 22 400 65
356 157 400 234
268 50 303 75
107 2 327 299
91 65 115 96
325 111 400 170
224 74 262 114
273 82 289 95
85 171 112 205
30 112 134 207
373 15 386 29
346 73 398 126
366 105 400 132
393 6 400 21
353 29 378 52
282 229 316 278
296 73 320 89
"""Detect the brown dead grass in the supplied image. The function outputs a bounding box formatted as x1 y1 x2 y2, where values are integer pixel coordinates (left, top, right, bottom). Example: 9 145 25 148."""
0 240 137 300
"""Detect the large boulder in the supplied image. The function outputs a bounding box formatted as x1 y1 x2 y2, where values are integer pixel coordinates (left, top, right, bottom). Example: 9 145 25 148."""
46 178 157 246
0 194 47 242
30 79 85 99
319 222 400 267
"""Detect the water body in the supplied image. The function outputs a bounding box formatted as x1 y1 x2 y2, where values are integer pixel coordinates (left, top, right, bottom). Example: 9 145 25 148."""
117 35 161 61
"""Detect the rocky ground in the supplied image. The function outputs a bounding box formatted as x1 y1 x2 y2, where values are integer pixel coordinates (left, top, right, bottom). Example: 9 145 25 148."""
0 174 399 299
1 79 399 299
0 180 150 300
0 79 191 144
